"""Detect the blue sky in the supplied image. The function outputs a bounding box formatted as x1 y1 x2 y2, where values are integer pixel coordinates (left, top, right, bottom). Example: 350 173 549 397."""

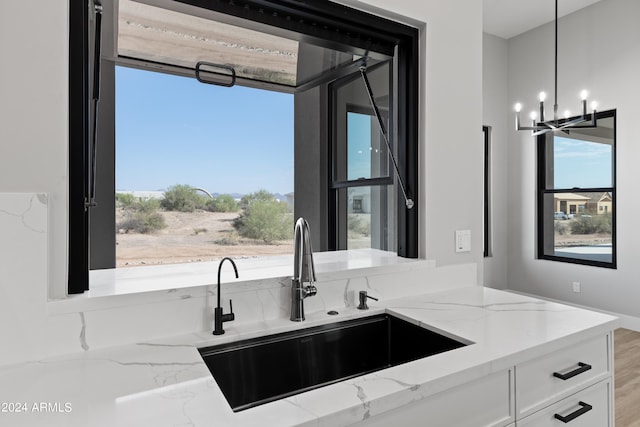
116 66 294 195
347 112 372 180
553 136 612 189
116 66 610 195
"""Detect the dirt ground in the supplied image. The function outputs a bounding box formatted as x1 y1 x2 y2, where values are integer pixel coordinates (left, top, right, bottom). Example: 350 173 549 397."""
117 212 609 267
116 211 293 267
554 233 612 247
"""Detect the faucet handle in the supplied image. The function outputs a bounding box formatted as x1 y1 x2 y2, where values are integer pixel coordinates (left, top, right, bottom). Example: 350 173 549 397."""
212 299 235 335
225 299 235 321
303 284 317 298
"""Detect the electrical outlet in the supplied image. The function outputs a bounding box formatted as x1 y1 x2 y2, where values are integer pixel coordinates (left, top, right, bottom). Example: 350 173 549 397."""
572 281 581 293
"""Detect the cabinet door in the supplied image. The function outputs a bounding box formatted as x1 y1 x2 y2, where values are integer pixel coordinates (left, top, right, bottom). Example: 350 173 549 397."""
516 334 610 418
517 379 611 427
352 369 514 427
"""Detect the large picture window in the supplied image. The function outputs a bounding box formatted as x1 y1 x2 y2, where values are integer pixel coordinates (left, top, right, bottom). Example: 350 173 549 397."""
68 0 419 293
537 110 616 268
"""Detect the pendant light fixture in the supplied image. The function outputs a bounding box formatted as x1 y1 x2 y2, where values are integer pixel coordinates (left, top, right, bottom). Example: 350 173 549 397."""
514 0 598 136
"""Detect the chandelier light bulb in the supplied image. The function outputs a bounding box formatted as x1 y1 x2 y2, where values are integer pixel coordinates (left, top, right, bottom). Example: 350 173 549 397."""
530 111 538 121
564 110 571 119
514 103 522 112
591 101 598 110
581 90 589 101
539 92 547 102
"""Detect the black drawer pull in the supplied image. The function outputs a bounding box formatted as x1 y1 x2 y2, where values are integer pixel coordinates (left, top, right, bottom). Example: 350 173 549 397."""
554 401 593 423
553 362 592 380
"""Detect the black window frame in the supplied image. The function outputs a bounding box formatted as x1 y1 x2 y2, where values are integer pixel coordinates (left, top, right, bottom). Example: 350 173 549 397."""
536 109 617 269
69 0 92 293
483 125 491 258
68 0 419 294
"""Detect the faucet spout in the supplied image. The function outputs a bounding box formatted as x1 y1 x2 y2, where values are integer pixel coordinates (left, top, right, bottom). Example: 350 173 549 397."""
294 218 316 284
291 218 317 322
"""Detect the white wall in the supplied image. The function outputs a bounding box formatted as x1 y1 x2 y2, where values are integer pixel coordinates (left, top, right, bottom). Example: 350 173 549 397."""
0 1 68 299
482 33 509 289
392 0 483 269
322 0 485 271
503 0 640 318
0 0 484 365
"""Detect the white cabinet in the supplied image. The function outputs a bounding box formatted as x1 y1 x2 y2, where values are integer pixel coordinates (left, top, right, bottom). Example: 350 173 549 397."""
354 369 514 427
350 332 613 427
516 334 611 418
516 333 614 426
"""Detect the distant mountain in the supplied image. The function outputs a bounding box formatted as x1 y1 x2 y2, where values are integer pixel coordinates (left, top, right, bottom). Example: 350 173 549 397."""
116 190 292 202
116 190 164 199
209 192 289 202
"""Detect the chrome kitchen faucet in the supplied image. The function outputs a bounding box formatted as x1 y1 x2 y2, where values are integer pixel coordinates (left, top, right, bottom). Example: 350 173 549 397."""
290 218 317 321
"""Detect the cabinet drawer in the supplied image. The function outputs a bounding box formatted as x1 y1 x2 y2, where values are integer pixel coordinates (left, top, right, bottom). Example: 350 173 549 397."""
517 379 611 427
516 334 610 417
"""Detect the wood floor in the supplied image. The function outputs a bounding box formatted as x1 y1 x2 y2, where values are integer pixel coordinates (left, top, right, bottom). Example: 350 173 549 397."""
615 328 640 426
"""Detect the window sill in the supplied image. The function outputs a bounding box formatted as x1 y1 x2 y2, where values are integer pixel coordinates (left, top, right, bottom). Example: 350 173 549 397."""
49 249 428 314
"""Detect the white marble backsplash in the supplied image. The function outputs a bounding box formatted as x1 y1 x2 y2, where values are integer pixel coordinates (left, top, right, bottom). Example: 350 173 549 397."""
0 193 48 365
0 192 477 367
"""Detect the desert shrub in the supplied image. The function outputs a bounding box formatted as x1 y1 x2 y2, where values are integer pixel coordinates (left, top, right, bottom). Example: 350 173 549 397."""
570 217 597 234
348 214 370 237
554 221 568 235
116 192 137 208
215 236 240 246
593 213 612 234
116 193 160 211
116 192 165 234
570 214 612 235
118 211 166 234
214 231 240 246
206 194 239 212
239 189 275 208
136 197 161 213
233 190 292 243
161 185 206 212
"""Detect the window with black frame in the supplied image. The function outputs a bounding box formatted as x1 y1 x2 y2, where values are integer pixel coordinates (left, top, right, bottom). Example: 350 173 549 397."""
537 110 616 268
330 62 395 251
68 0 418 293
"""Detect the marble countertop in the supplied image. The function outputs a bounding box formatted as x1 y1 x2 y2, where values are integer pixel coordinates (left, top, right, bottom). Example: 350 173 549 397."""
0 286 618 427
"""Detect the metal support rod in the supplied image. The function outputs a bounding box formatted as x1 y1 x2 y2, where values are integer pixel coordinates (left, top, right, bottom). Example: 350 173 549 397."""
87 1 103 210
359 64 414 209
553 0 558 121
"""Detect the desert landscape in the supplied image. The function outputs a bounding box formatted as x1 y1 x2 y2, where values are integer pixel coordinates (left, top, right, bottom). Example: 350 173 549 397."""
553 216 612 248
115 209 374 267
116 210 294 267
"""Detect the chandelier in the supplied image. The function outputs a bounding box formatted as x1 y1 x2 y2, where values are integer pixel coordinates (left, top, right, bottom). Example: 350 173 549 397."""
514 0 598 136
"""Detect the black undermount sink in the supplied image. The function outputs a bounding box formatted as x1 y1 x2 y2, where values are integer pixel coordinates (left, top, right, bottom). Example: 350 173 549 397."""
199 313 468 412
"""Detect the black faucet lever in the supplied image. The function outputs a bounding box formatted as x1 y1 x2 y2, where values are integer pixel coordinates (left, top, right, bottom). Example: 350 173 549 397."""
213 257 239 335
